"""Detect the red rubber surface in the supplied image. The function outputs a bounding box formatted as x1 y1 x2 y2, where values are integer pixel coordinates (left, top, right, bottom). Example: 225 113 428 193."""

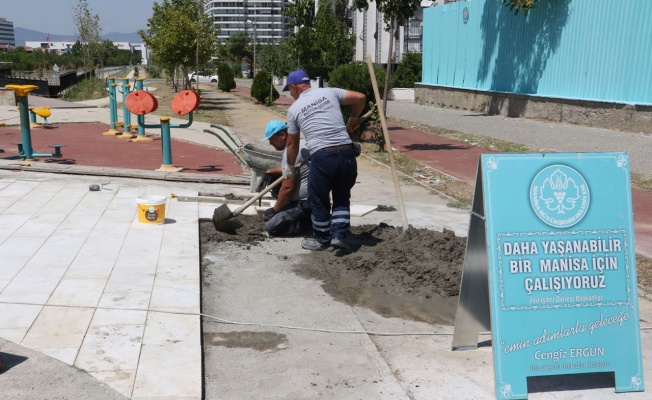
0 123 245 175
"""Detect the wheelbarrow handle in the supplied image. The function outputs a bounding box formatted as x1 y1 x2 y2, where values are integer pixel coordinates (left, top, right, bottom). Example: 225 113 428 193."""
203 128 247 166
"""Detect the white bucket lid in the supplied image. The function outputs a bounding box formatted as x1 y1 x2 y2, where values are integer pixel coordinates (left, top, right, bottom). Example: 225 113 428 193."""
136 195 167 205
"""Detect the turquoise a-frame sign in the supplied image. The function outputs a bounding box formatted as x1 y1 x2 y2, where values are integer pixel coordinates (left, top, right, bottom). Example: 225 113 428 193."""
453 152 644 399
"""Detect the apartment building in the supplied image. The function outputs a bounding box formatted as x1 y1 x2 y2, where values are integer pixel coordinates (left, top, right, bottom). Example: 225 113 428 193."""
0 17 16 46
205 0 291 44
350 0 458 64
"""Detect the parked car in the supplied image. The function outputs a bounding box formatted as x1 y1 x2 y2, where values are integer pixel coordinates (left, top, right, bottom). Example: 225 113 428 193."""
188 71 218 83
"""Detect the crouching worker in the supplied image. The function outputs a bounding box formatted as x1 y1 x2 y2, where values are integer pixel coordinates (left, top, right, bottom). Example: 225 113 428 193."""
260 120 311 236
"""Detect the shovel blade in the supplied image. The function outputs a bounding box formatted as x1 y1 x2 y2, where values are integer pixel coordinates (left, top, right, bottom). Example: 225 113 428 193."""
212 204 243 234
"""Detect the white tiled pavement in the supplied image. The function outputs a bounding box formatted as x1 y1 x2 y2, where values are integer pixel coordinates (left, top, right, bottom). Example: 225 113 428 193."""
0 174 222 399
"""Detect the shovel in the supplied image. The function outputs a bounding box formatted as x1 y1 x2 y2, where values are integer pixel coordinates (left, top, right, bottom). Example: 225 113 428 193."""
212 159 307 233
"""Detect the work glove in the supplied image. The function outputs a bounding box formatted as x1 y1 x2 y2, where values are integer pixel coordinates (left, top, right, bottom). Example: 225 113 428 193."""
346 117 361 134
258 173 274 192
282 165 296 179
263 207 277 222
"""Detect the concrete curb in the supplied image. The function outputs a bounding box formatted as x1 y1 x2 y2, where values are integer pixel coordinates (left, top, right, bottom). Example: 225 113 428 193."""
0 159 250 185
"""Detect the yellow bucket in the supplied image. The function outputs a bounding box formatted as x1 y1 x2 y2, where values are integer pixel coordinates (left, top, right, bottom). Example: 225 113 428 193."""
136 195 167 224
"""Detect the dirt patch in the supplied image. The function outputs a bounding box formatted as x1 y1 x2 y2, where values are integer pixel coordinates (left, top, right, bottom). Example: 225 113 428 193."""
200 216 652 325
293 224 466 325
200 216 466 325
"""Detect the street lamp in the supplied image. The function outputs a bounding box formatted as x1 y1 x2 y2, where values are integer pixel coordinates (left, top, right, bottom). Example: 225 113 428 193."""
246 19 256 78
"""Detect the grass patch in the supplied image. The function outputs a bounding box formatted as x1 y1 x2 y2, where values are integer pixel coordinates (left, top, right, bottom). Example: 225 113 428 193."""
632 174 652 192
62 78 108 102
359 142 473 208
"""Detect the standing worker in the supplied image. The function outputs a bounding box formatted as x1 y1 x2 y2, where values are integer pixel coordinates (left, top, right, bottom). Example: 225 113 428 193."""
260 120 312 236
282 69 366 251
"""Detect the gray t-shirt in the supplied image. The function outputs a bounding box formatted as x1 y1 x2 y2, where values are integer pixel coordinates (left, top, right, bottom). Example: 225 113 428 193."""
281 139 310 201
286 87 352 153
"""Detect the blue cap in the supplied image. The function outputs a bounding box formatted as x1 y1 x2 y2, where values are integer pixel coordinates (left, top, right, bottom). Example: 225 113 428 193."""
261 120 287 142
282 69 311 91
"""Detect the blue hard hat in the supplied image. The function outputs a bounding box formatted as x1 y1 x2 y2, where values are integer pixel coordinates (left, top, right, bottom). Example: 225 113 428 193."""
261 120 287 141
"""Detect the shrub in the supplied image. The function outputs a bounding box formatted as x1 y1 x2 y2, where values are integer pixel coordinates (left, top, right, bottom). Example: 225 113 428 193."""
328 63 386 141
328 62 385 106
217 63 236 92
250 70 279 104
391 52 422 89
144 66 161 79
233 62 242 78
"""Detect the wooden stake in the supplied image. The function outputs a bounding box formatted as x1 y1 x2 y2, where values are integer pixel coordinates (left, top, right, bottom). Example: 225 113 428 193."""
366 55 409 232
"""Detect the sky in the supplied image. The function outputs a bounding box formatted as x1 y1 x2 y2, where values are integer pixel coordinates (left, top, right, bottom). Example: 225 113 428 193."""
2 0 160 34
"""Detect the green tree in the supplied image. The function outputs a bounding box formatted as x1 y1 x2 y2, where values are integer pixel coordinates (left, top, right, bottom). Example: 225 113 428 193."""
257 42 294 79
250 70 279 105
73 0 102 74
139 0 220 89
284 0 354 82
217 63 236 92
71 41 83 57
233 61 243 78
312 0 354 81
283 0 317 70
227 32 251 63
352 0 420 113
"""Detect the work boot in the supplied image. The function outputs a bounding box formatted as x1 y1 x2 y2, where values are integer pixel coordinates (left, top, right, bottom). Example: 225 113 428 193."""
301 238 333 251
331 237 351 252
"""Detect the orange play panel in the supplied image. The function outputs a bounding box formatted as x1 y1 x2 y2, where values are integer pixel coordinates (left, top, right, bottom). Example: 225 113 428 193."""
126 90 159 115
171 90 201 116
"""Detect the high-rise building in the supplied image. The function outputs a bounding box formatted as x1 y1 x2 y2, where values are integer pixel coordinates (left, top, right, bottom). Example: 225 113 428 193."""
350 0 456 64
0 17 16 46
205 0 291 45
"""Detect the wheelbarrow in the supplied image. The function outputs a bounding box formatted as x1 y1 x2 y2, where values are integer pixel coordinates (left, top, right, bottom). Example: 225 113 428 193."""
203 124 282 192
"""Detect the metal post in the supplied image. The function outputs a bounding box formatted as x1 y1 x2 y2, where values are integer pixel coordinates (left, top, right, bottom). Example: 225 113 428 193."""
118 79 134 139
247 19 256 77
156 117 182 172
16 94 34 160
253 22 256 77
29 109 37 125
121 79 132 129
103 77 121 135
161 118 172 165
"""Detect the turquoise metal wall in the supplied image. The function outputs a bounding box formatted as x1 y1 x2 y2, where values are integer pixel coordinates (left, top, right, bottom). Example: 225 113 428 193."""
422 0 652 105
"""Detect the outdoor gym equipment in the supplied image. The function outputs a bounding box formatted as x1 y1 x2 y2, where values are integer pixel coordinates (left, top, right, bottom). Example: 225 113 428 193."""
3 84 65 161
130 78 153 142
117 78 137 139
103 77 123 135
28 107 53 128
126 89 201 172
